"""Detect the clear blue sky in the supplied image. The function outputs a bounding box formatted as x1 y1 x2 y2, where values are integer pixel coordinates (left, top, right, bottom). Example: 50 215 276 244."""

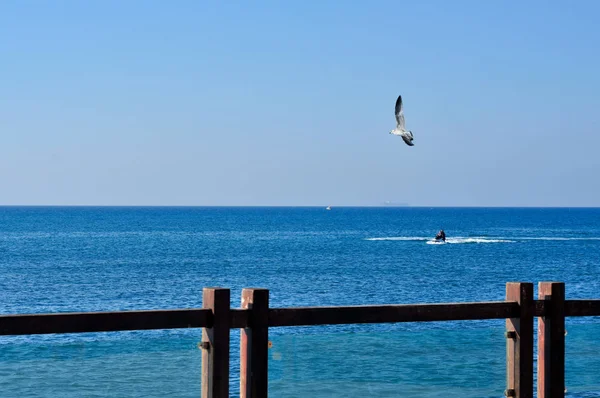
2 1 599 206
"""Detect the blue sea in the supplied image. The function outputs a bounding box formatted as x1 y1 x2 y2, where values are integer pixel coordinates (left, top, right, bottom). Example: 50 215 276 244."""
1 206 599 397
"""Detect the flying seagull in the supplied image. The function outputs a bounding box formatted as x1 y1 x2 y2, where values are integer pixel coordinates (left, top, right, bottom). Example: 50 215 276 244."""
389 95 414 146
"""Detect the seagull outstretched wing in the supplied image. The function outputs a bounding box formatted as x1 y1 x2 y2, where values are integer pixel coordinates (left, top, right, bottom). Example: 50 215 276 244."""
394 95 405 130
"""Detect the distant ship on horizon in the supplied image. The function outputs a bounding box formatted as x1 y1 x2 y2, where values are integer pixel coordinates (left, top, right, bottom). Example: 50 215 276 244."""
382 201 409 207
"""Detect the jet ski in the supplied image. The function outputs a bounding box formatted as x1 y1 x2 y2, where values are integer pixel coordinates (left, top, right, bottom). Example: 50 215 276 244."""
435 230 446 242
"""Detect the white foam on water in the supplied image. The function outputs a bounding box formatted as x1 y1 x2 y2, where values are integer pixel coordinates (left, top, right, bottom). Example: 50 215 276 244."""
366 236 514 244
438 237 515 244
365 237 430 241
517 237 600 241
425 240 446 245
366 236 600 244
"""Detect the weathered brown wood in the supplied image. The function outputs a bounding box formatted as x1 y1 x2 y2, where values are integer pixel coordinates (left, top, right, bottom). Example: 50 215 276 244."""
0 299 561 335
268 301 519 327
0 308 211 335
231 308 250 329
201 288 230 398
0 300 539 335
505 282 534 398
538 282 565 398
564 300 600 317
241 288 269 398
534 300 548 317
0 299 588 334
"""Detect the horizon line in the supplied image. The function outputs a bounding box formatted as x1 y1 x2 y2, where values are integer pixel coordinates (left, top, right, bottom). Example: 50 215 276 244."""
1 205 600 209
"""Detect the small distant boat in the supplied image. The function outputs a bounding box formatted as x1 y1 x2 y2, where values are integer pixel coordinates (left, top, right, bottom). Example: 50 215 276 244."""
435 230 446 242
326 206 331 210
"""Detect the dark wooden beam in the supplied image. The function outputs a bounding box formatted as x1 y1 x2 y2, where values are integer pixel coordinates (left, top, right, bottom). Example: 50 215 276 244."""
201 288 230 398
534 300 547 317
240 288 269 398
231 308 250 328
537 282 565 398
8 298 594 336
0 309 211 335
505 282 534 398
268 301 519 327
564 300 600 317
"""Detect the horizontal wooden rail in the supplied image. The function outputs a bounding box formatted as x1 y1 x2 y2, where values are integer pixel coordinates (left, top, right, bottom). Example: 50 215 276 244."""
266 299 600 326
0 309 212 335
564 300 600 317
2 299 598 336
268 301 520 327
231 309 250 328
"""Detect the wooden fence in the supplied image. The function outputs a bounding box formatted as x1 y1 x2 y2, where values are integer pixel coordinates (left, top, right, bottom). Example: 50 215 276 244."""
2 281 600 398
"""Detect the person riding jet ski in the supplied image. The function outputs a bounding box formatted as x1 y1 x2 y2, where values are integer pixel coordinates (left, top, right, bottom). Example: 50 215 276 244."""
435 229 446 242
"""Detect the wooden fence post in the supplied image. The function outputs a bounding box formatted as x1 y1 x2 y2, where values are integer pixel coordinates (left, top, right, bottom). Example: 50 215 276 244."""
240 288 269 398
201 288 231 398
506 282 534 398
537 282 565 398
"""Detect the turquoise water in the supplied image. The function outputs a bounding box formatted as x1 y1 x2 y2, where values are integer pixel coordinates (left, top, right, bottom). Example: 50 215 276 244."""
1 207 599 397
